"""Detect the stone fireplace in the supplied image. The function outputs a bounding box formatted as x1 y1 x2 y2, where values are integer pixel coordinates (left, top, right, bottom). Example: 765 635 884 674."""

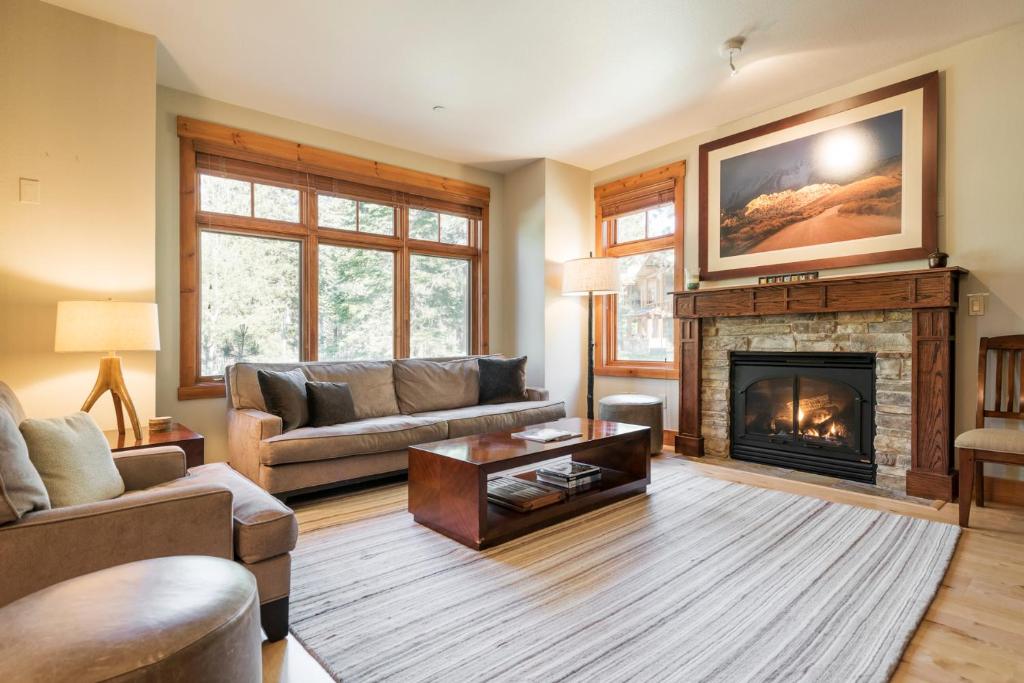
700 312 912 489
673 268 964 499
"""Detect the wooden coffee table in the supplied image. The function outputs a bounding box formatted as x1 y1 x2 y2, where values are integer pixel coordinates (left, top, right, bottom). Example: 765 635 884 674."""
408 417 650 549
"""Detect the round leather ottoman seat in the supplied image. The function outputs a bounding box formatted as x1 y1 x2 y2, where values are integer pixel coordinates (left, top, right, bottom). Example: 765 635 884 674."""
0 556 261 682
599 394 664 455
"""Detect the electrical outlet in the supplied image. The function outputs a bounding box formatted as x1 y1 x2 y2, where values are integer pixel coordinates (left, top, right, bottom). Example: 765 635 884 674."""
19 178 40 204
967 293 988 316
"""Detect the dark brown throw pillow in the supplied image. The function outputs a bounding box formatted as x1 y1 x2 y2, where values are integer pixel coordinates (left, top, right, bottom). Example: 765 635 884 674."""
478 356 528 404
257 368 309 432
306 381 357 427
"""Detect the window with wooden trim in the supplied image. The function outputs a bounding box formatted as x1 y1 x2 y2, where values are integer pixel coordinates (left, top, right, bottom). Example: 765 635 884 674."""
178 118 490 399
594 161 685 380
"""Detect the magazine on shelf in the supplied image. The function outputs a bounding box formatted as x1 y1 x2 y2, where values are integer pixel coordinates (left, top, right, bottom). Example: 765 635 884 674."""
487 476 564 512
536 472 601 491
510 428 582 443
537 460 601 480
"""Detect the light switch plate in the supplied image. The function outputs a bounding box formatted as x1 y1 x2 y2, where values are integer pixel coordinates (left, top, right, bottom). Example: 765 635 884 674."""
19 178 40 204
967 293 988 316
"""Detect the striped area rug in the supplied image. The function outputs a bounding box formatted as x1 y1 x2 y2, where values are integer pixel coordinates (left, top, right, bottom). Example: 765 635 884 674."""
290 463 959 682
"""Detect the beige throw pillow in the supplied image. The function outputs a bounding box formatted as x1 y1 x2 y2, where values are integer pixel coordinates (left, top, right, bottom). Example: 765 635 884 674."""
20 412 125 507
393 358 480 414
0 409 50 523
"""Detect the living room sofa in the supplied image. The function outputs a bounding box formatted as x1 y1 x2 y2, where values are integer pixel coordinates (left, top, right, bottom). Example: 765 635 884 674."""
227 357 565 497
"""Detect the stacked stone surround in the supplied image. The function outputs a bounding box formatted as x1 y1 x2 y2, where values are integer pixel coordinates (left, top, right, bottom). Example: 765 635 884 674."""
701 310 912 492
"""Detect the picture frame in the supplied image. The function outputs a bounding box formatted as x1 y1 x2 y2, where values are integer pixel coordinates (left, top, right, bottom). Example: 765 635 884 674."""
699 72 938 281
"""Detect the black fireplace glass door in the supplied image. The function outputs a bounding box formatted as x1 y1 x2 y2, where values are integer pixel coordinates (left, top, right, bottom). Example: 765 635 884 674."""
744 376 794 436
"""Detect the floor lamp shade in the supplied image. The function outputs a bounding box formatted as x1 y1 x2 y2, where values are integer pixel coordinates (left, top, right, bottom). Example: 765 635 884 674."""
562 257 619 296
55 301 160 439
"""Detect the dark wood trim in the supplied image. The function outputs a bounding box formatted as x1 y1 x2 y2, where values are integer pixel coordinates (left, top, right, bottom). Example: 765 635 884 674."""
674 267 964 319
699 71 939 281
673 267 965 499
676 317 704 456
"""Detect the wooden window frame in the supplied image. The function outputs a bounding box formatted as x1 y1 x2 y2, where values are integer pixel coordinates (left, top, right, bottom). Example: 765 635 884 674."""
594 161 684 380
178 117 490 400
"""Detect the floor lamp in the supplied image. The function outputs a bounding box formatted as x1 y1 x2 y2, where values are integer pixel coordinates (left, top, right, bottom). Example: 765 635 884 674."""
562 254 619 419
55 301 160 439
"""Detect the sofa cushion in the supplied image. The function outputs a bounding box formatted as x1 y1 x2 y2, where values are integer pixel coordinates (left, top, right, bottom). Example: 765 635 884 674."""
414 400 566 438
257 369 309 432
478 356 529 404
21 412 125 507
259 415 448 466
0 409 50 523
393 358 479 414
302 361 400 419
153 463 297 564
306 381 357 427
228 360 401 420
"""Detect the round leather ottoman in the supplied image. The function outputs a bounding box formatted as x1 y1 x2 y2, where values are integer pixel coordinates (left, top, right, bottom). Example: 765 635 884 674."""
599 394 664 454
0 556 261 682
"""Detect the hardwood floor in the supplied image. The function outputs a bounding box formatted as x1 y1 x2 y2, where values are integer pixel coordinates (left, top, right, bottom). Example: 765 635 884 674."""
262 454 1024 682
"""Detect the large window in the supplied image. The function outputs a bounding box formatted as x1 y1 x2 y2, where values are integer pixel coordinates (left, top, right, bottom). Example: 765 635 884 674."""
178 118 489 399
409 255 470 357
594 161 684 379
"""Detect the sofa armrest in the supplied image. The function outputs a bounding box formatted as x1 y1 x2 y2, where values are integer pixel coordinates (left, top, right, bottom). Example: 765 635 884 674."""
228 408 282 485
526 386 550 401
114 446 187 490
0 484 234 607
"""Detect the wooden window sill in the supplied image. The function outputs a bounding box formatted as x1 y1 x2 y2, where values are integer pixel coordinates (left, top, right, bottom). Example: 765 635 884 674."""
178 382 227 400
595 365 678 380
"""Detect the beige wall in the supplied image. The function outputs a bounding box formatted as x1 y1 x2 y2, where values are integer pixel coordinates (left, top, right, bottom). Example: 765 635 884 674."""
155 87 508 460
588 24 1024 476
0 0 156 426
504 159 547 386
542 160 591 418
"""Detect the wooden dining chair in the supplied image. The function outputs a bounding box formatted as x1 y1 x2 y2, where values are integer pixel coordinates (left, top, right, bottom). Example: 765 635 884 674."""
957 335 1024 527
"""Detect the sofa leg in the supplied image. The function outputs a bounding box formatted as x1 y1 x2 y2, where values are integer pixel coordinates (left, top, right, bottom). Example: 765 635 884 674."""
261 597 289 642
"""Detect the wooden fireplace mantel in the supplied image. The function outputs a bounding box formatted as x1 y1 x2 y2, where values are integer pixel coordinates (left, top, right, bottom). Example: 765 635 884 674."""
672 267 967 500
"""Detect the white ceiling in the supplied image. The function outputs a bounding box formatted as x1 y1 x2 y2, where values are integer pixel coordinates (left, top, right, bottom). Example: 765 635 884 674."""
48 0 1024 172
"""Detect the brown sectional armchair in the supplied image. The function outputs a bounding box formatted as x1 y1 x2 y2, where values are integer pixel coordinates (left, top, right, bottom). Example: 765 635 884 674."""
0 384 297 641
227 357 565 497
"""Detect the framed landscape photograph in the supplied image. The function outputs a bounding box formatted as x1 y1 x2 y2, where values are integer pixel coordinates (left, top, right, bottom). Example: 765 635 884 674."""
699 72 938 280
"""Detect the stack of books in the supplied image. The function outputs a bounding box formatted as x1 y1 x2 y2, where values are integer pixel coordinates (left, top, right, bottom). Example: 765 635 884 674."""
487 476 564 512
536 461 602 493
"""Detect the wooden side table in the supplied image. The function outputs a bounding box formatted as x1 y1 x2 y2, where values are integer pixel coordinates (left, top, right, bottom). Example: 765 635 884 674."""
104 423 205 469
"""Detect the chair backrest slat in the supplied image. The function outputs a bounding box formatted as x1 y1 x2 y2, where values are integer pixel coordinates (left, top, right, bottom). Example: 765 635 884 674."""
977 336 1024 427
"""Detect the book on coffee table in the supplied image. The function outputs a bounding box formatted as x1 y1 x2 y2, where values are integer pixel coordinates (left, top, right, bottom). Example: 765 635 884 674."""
487 476 564 512
510 428 582 443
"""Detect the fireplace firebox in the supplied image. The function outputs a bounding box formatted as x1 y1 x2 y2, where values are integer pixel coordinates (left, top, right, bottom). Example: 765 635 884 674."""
730 352 876 483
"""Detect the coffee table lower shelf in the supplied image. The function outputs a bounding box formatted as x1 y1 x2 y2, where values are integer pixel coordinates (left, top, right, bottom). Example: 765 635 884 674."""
482 469 647 548
408 419 651 550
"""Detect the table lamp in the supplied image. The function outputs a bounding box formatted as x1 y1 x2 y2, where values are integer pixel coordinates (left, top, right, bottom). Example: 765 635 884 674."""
55 301 160 439
562 254 619 419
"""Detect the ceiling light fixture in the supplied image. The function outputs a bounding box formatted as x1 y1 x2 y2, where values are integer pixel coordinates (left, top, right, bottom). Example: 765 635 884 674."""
721 37 745 77
432 105 446 112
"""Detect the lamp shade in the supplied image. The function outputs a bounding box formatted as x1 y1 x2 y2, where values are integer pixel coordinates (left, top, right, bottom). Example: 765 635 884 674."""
562 256 619 296
55 301 160 353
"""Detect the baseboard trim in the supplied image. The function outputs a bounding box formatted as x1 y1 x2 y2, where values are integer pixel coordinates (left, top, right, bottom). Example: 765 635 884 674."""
985 475 1024 506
